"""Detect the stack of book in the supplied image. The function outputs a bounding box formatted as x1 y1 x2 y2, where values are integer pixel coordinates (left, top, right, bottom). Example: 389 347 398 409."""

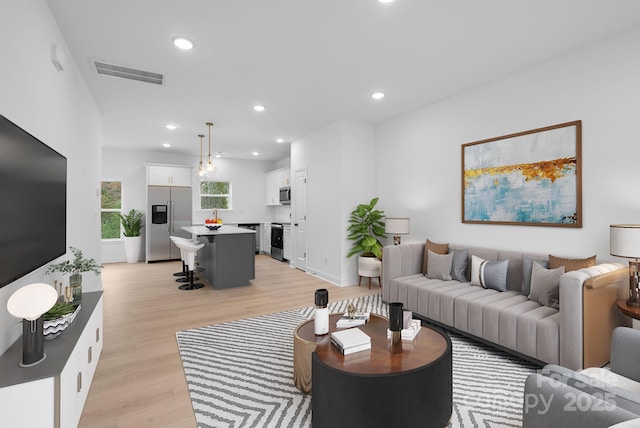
386 319 421 341
336 311 370 329
331 327 371 355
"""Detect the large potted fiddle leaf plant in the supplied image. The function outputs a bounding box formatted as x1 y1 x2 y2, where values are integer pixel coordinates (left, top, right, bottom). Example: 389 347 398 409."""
347 197 385 286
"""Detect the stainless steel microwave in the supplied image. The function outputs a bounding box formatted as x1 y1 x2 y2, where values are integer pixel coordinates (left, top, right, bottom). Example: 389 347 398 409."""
279 186 291 204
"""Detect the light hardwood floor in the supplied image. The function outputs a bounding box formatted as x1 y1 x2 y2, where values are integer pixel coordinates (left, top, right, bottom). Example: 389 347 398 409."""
79 255 380 428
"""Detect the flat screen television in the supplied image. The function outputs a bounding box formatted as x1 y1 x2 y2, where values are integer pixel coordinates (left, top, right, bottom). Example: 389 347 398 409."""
0 114 67 288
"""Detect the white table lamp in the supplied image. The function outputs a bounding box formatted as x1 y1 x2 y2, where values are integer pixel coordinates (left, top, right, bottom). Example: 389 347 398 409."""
7 283 58 367
610 224 640 307
385 217 410 245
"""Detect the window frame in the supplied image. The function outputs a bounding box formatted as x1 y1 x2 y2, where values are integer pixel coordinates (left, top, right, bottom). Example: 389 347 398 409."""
101 180 122 241
200 180 232 210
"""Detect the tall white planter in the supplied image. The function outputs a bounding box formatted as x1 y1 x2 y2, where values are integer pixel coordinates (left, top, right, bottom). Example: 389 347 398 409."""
123 236 141 263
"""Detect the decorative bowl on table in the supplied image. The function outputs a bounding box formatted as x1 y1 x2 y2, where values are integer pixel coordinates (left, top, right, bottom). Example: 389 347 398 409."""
43 303 81 340
205 224 222 230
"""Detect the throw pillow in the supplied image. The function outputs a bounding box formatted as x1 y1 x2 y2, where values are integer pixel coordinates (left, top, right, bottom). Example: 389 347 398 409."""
529 262 565 309
426 250 454 281
450 248 468 282
422 239 449 275
521 255 549 296
471 255 509 291
548 254 596 272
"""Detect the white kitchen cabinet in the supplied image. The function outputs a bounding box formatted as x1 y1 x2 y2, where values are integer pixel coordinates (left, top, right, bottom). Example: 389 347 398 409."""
265 167 291 206
283 224 291 261
147 165 192 187
0 292 103 428
60 296 103 427
262 223 272 254
265 171 277 205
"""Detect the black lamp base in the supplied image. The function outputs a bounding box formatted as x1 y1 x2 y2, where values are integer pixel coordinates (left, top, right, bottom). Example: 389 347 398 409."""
20 317 46 367
19 353 47 368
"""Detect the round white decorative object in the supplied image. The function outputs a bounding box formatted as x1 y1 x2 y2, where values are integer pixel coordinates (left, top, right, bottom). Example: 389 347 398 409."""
7 283 58 321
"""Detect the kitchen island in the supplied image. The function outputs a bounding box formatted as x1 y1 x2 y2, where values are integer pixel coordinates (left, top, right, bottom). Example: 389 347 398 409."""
183 225 256 289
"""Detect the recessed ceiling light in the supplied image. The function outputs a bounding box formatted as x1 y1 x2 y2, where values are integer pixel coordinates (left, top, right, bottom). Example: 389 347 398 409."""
276 138 285 143
215 152 222 158
378 0 395 3
162 143 171 148
253 105 266 112
371 92 385 100
173 37 194 50
165 124 177 130
252 151 259 156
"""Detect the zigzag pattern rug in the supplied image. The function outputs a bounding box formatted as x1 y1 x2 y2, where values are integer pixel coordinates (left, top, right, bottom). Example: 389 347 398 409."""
176 294 539 427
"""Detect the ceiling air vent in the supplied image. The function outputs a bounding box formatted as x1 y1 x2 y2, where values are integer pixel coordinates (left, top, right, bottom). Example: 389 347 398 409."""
94 61 164 85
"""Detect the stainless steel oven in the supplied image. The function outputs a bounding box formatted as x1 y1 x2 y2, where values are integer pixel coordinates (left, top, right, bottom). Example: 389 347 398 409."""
271 223 284 261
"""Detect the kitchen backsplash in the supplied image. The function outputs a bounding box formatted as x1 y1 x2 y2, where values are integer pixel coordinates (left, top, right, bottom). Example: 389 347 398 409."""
193 204 291 225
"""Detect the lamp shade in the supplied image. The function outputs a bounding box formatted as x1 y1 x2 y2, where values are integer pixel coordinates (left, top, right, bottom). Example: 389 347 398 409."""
385 217 410 235
7 283 57 321
610 224 640 259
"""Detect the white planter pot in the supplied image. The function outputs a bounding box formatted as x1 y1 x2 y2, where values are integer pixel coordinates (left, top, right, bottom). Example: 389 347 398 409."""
358 255 381 277
123 236 141 263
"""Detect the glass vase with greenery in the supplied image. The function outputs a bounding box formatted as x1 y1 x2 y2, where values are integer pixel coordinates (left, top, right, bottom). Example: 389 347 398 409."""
46 247 102 301
347 197 386 259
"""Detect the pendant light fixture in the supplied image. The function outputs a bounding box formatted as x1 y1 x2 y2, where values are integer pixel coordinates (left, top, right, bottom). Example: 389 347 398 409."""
206 122 216 173
197 134 205 177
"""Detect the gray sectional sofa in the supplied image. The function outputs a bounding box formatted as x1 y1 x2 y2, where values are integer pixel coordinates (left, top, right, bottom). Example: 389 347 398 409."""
382 242 628 370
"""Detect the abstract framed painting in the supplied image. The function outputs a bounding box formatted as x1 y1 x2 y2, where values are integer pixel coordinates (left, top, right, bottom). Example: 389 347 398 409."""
462 121 582 227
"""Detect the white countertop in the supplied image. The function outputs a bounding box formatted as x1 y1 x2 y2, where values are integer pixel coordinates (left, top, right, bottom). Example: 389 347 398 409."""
183 225 256 236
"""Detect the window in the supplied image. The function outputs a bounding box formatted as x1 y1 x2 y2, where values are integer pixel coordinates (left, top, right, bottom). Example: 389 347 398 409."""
200 181 231 209
101 181 121 239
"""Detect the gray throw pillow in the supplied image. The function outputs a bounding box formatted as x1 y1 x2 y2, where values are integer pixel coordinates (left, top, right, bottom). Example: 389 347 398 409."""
426 250 453 281
522 256 549 296
529 262 565 309
471 255 508 291
449 249 468 282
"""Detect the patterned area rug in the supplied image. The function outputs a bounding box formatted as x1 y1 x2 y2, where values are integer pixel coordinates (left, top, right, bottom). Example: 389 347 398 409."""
176 294 539 427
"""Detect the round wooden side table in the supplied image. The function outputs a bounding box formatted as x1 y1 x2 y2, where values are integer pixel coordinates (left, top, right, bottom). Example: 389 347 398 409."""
617 299 640 328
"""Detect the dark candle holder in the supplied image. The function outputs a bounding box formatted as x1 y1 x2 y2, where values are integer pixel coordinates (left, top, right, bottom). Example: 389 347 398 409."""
389 302 403 354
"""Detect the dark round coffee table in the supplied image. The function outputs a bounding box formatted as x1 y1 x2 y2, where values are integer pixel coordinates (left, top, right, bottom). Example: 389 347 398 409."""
311 316 452 428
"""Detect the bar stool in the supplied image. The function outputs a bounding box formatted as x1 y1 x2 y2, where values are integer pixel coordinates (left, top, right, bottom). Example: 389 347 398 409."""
170 236 199 283
173 239 205 290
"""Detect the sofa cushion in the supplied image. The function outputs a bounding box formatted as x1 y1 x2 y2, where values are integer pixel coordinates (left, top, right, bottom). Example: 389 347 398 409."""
529 262 564 309
549 254 596 272
449 248 468 282
426 250 453 280
422 239 449 275
517 306 558 359
471 255 508 291
580 367 640 394
522 255 549 296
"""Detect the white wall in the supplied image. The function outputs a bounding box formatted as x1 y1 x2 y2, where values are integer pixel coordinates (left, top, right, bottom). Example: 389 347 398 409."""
0 2 102 354
101 148 277 262
375 27 640 261
292 120 376 286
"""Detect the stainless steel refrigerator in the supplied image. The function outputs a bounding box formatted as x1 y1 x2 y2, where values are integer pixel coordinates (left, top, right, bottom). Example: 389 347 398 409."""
146 186 192 261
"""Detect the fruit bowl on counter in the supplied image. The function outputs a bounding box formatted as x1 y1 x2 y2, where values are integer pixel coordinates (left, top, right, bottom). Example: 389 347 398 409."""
204 218 223 230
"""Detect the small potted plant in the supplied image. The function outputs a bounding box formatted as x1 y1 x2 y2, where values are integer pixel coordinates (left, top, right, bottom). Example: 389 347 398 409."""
46 246 102 301
347 197 386 286
119 209 144 263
